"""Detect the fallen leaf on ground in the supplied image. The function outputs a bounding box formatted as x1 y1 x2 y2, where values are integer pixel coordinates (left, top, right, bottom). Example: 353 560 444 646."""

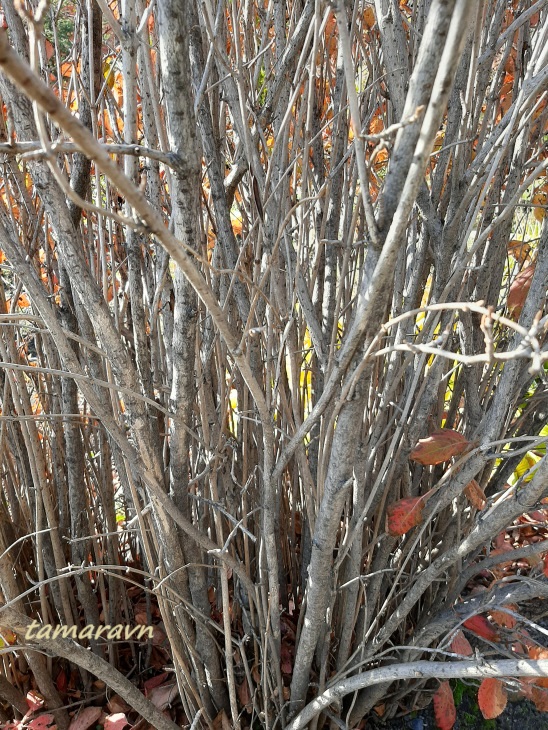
433 681 456 729
478 678 507 719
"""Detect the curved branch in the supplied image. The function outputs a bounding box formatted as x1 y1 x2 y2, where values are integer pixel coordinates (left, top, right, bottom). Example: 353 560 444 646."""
287 659 548 730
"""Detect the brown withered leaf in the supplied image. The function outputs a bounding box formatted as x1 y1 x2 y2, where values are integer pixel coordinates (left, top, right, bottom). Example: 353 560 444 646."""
507 264 535 318
508 239 531 263
410 429 470 466
464 479 486 510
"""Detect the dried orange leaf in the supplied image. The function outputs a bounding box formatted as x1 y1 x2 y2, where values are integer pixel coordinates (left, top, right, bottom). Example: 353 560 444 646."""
529 647 548 661
478 678 507 719
508 239 531 263
532 685 548 711
363 6 376 29
462 615 499 642
532 192 547 222
386 496 425 536
410 430 470 465
464 479 486 510
369 114 384 135
450 630 473 656
490 605 518 629
433 681 456 730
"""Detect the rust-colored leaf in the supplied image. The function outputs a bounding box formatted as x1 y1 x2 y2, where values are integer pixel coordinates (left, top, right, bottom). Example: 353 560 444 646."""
433 681 456 730
508 239 531 263
462 615 499 642
507 264 535 317
363 6 376 29
410 430 470 465
532 685 548 711
369 114 384 135
464 479 486 510
450 630 473 656
386 496 425 536
44 39 54 60
478 678 507 719
324 15 338 59
490 605 518 629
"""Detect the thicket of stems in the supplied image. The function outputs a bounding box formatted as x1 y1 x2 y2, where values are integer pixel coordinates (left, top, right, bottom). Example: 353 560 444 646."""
0 1 547 728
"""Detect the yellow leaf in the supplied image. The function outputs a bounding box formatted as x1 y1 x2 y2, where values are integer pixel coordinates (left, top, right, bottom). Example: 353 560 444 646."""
103 58 116 89
511 451 541 484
